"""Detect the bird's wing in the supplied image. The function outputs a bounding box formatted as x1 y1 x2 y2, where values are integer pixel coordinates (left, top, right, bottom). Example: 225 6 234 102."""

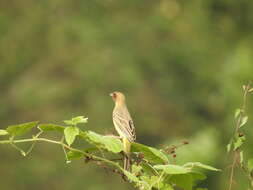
113 108 136 142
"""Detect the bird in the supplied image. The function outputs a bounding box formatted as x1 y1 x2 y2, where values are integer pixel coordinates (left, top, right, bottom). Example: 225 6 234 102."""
110 91 136 171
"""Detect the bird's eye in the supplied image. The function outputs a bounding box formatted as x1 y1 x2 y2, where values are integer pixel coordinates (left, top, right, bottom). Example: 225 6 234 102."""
113 93 117 98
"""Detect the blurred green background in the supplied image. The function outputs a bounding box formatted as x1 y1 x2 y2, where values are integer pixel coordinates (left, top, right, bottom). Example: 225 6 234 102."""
1 0 253 189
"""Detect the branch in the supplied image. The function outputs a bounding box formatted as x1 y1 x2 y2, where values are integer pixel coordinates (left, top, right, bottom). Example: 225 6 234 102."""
0 137 125 173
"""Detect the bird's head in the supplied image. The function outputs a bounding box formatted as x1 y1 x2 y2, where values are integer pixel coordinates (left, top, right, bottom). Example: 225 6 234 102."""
110 91 126 103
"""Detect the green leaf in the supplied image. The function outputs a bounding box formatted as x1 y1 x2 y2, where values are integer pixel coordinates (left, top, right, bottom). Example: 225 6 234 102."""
247 159 253 172
64 126 79 146
6 121 39 136
196 188 208 190
72 116 88 124
169 172 206 190
132 164 142 174
82 147 99 153
63 120 74 125
239 116 248 128
145 175 174 190
64 116 88 126
170 174 193 190
249 88 253 93
0 129 9 136
67 147 98 160
123 170 140 183
38 124 65 132
159 183 174 190
233 136 246 150
140 175 163 189
132 142 169 164
141 162 158 175
191 172 206 181
234 109 241 119
184 162 220 171
85 131 123 153
67 150 84 160
154 164 190 174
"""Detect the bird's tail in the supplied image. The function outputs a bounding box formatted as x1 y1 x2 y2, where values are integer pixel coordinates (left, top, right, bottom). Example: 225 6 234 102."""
123 138 131 172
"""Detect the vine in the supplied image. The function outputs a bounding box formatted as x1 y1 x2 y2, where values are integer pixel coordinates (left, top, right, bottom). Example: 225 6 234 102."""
0 117 219 190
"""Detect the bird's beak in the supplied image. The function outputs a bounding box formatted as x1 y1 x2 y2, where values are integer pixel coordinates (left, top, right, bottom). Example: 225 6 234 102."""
110 93 113 97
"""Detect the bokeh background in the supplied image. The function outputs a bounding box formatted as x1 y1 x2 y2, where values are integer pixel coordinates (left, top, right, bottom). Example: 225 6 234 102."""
1 0 253 189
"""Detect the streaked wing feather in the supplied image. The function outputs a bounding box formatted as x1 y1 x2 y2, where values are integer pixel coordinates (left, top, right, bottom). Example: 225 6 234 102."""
113 111 135 142
128 120 136 141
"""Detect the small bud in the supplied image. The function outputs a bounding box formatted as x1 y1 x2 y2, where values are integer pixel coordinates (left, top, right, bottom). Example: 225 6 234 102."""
182 140 189 145
21 151 26 157
138 153 144 159
238 132 244 137
173 154 177 158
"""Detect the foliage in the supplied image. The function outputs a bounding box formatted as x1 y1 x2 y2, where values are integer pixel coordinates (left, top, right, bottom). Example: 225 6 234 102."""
0 116 219 190
227 84 253 190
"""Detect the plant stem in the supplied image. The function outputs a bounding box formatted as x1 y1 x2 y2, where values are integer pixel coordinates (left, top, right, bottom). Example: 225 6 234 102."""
0 137 124 172
229 151 238 190
228 82 251 190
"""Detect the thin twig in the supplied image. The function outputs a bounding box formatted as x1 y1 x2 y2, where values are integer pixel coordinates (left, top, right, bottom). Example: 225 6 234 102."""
0 137 125 173
228 82 251 190
157 171 165 190
60 136 70 163
26 131 43 156
229 151 238 190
